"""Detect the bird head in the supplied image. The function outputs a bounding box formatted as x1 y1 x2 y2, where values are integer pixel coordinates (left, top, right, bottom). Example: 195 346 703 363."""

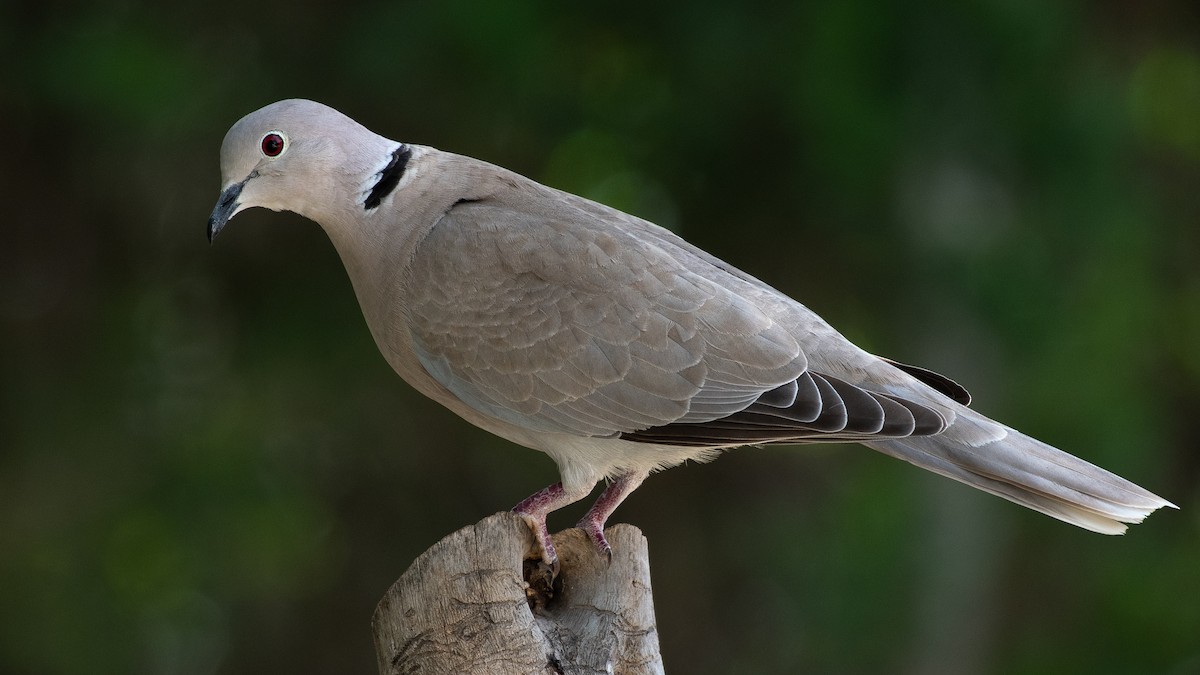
207 99 396 242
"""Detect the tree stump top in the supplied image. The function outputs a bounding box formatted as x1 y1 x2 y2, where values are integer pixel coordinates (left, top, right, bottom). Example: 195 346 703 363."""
372 512 664 675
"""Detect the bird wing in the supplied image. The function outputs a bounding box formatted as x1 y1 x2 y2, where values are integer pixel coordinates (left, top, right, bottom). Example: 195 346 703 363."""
405 194 946 442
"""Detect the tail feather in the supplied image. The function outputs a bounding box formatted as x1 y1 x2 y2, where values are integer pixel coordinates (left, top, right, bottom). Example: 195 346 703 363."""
866 409 1175 534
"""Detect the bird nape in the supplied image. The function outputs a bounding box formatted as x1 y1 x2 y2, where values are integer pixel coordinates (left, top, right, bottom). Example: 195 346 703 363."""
208 99 1174 567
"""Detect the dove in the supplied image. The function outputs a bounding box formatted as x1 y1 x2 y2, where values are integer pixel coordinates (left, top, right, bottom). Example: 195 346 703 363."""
208 99 1173 566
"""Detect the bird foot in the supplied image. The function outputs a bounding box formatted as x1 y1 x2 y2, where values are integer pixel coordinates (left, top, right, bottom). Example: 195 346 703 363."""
571 471 647 564
512 473 646 568
576 516 613 564
514 510 560 571
512 502 563 613
512 482 570 569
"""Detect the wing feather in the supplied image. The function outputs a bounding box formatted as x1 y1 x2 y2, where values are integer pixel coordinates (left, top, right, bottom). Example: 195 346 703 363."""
406 196 952 447
406 199 805 437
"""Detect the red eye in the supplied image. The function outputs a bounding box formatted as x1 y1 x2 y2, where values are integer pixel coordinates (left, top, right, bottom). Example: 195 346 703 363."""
261 132 285 157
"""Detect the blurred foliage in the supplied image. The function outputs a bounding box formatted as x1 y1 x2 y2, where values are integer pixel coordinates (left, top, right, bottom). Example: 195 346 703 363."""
2 0 1199 673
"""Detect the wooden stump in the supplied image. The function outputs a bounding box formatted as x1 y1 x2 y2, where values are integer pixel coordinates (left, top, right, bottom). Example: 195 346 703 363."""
372 512 664 674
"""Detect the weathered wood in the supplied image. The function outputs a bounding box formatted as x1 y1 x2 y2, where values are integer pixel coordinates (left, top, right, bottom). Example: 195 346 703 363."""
372 512 664 675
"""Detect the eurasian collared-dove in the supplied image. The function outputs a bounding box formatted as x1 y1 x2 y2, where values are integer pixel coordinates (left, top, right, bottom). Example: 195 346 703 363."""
208 99 1173 565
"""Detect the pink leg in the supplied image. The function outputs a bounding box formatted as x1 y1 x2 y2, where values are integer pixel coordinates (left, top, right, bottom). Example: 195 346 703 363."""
512 481 594 566
576 471 648 561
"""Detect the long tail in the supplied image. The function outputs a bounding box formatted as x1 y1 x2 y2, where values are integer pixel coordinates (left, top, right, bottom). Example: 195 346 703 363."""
866 408 1175 534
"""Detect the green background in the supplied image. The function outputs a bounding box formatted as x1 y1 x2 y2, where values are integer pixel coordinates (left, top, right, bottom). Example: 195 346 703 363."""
3 0 1198 672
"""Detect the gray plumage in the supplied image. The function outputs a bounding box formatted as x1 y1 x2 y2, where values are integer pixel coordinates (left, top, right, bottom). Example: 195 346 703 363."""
209 99 1172 561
